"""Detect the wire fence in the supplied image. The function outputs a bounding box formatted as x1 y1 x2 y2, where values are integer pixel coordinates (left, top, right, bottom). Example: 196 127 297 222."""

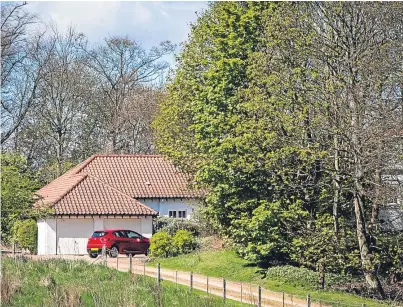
7 249 387 307
92 248 375 307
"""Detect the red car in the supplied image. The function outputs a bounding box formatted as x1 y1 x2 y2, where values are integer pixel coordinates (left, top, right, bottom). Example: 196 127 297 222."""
87 229 150 258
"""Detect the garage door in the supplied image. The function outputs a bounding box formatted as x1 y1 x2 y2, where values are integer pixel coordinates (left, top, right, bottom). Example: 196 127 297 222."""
57 219 94 254
104 218 142 233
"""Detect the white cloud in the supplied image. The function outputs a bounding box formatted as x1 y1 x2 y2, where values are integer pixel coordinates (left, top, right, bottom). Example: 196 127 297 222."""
26 1 208 64
131 2 152 25
28 1 122 41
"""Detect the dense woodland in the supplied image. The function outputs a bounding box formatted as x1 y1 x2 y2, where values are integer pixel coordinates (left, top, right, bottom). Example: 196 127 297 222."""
1 1 403 301
154 1 403 300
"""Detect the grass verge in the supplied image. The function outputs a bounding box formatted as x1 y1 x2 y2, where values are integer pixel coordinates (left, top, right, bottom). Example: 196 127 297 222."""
1 256 248 307
148 249 393 307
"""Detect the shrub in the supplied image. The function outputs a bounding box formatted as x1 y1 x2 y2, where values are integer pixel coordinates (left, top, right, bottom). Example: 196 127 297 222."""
14 219 37 254
265 265 357 289
150 231 175 257
153 217 200 236
173 230 196 254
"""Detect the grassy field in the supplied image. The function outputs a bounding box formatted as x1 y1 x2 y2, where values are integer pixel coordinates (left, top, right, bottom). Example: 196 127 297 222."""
148 249 393 307
1 256 248 307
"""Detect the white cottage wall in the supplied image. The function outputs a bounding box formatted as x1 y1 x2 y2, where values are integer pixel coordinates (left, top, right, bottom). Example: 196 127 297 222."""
141 216 153 238
140 198 199 219
37 219 56 255
93 217 103 230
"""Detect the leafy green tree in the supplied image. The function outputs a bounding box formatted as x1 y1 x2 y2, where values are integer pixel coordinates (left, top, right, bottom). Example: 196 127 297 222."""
155 1 326 262
290 214 361 288
13 219 38 254
1 153 39 242
154 1 402 297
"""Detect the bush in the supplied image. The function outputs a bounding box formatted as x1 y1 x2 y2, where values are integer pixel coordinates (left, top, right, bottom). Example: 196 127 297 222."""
150 231 175 257
14 219 37 254
153 217 200 236
173 230 196 254
265 265 357 289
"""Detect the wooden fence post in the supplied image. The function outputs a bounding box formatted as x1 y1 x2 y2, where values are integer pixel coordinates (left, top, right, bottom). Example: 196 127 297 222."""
102 245 107 266
190 271 193 293
307 294 311 307
129 254 132 273
157 263 161 286
258 286 262 307
223 278 226 303
13 240 16 258
282 291 285 307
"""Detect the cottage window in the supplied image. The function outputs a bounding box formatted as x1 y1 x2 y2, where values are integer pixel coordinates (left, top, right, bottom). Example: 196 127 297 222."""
169 210 186 218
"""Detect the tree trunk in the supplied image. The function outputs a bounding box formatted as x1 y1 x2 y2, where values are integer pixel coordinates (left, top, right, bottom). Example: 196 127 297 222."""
106 129 118 154
56 131 63 177
350 91 385 298
370 168 382 228
332 134 341 235
353 194 385 297
318 262 325 289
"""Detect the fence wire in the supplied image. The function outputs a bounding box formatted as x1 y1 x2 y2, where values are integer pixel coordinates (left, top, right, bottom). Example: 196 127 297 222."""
4 254 391 307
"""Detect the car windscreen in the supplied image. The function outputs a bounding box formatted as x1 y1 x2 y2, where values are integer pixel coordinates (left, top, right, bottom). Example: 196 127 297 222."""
92 231 107 237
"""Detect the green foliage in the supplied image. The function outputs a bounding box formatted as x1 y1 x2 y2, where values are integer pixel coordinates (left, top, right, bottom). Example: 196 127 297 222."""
1 153 40 243
150 230 197 257
289 214 361 274
13 219 38 254
375 231 403 282
173 230 196 254
153 1 402 296
154 216 200 236
154 1 328 266
265 265 357 290
150 231 175 257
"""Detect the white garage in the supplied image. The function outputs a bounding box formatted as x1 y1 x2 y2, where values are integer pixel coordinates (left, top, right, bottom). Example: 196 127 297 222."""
57 218 93 254
37 216 153 255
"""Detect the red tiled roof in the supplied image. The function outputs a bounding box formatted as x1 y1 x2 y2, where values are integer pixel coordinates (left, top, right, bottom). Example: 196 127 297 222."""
54 176 156 216
34 154 198 216
78 155 197 199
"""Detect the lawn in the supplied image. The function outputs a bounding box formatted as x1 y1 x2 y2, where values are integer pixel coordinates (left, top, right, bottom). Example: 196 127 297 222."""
1 256 248 307
148 249 392 307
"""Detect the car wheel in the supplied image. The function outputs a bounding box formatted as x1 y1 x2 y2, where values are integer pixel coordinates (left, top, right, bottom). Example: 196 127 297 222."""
88 252 98 258
109 246 119 258
145 248 150 256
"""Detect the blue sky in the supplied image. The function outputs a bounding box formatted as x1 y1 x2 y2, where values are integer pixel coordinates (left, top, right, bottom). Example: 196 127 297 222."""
27 1 209 66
